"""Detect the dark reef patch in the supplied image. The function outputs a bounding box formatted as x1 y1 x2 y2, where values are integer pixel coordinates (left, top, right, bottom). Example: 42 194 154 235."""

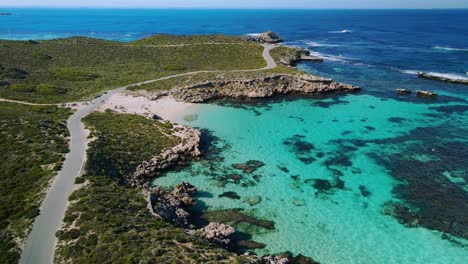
359 185 371 197
232 160 265 174
365 126 376 131
283 134 317 164
429 104 468 115
363 124 468 239
219 191 241 200
388 117 407 123
289 115 305 122
341 130 352 136
278 165 290 173
312 97 349 108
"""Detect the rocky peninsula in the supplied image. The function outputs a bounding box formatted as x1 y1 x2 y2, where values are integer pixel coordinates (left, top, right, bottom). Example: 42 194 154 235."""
169 73 359 103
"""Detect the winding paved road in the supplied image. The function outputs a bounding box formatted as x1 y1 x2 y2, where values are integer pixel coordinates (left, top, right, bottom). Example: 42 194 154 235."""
18 43 277 264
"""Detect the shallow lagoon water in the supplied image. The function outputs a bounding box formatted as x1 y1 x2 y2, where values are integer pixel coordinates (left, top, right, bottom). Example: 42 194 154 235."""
2 8 467 263
154 93 467 263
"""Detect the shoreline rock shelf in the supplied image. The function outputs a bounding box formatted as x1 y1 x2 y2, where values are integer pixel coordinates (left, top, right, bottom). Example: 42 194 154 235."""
170 74 360 103
417 72 468 85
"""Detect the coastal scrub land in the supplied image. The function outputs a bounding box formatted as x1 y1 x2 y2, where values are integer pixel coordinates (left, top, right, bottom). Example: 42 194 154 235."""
0 102 70 263
2 32 354 263
54 110 251 263
0 36 265 103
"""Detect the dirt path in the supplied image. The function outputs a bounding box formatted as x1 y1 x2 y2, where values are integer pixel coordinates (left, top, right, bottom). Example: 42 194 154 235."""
18 43 277 264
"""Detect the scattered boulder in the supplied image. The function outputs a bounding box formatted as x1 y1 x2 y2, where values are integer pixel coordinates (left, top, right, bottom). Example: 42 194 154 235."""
416 90 438 97
262 252 320 264
417 72 468 85
202 208 275 230
395 88 411 94
198 222 235 245
150 182 197 228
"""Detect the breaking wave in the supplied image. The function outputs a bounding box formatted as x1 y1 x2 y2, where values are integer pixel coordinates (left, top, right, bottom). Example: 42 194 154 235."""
328 29 352 34
304 41 340 47
433 46 468 52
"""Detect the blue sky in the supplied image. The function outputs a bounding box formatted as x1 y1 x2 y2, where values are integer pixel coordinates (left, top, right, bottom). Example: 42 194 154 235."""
1 0 468 9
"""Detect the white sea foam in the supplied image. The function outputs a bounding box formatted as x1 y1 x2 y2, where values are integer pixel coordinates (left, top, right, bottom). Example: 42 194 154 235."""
433 46 468 52
401 70 419 75
328 29 352 34
307 50 350 62
426 72 468 80
304 41 340 47
246 33 262 37
400 70 468 80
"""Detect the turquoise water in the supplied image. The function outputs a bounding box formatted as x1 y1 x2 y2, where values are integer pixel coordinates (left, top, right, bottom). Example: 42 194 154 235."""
154 93 467 263
2 8 467 263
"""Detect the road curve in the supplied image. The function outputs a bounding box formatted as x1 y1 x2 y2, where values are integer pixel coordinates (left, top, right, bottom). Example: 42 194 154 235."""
19 43 277 264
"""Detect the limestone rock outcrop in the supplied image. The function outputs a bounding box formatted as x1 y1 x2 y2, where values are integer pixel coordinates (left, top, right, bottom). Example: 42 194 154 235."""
199 222 235 245
132 124 201 186
416 90 438 97
242 31 283 43
170 74 360 103
417 72 468 85
150 182 197 228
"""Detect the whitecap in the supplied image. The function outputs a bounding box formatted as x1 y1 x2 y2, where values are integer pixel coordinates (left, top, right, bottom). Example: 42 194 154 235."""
400 70 419 75
432 46 468 52
307 50 350 62
400 70 468 80
328 30 352 34
246 33 262 37
426 72 468 80
304 41 340 47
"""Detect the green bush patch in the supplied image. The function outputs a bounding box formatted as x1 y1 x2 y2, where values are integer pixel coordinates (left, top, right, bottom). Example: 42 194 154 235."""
53 68 100 81
35 84 67 94
161 63 186 71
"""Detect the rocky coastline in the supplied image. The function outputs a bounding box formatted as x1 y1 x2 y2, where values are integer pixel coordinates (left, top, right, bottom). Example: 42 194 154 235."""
169 74 359 103
417 72 468 85
278 48 324 66
131 123 201 187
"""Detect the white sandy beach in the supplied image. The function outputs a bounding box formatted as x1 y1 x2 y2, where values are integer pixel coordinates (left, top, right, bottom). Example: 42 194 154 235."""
98 93 197 122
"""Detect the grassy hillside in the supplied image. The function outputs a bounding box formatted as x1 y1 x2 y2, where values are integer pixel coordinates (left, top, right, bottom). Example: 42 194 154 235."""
55 111 250 263
0 102 71 263
0 35 265 103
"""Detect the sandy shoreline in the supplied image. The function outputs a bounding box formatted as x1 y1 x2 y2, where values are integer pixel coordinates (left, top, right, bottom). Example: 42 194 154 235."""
98 92 198 122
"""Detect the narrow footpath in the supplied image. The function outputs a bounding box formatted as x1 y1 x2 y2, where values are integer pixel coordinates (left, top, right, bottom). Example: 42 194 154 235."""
18 44 276 264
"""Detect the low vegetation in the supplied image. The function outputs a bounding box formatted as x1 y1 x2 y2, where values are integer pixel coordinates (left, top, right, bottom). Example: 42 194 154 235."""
0 35 265 103
0 102 71 263
55 111 250 263
269 45 304 64
132 34 246 45
128 65 304 93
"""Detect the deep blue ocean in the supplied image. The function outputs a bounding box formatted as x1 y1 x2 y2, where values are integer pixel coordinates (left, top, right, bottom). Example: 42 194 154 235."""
1 9 467 263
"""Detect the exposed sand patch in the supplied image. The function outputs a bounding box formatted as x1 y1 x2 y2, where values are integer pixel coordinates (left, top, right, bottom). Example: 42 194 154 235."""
98 93 197 122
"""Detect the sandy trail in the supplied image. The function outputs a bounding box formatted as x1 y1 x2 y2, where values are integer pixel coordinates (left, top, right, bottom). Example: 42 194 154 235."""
18 43 277 264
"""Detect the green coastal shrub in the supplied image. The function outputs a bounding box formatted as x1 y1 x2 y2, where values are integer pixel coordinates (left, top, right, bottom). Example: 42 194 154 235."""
0 67 28 79
54 69 100 81
10 83 35 92
161 64 186 71
30 50 52 61
35 84 67 94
